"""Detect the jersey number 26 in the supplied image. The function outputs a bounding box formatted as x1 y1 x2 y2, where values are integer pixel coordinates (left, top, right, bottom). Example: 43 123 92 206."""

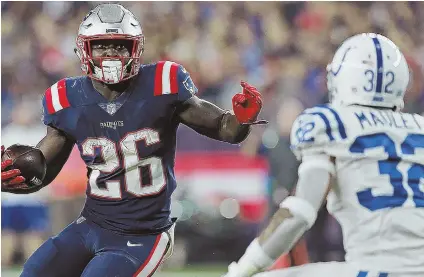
81 129 165 199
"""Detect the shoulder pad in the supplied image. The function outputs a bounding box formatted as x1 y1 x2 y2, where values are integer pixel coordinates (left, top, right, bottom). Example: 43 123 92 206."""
290 104 347 159
44 79 71 115
153 61 180 96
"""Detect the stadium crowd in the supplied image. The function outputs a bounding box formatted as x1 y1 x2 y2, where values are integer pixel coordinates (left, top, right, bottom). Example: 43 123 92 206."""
1 1 423 268
2 2 423 129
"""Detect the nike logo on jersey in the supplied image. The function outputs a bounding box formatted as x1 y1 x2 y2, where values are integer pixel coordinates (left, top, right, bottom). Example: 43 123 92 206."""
127 241 143 247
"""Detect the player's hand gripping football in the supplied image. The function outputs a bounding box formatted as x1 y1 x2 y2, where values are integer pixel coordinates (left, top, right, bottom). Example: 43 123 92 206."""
1 145 27 191
232 81 268 125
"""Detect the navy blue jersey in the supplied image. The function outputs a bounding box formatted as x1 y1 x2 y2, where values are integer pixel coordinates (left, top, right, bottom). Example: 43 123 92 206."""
42 61 198 235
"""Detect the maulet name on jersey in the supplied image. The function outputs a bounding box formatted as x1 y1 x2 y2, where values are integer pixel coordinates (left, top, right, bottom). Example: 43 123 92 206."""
355 110 422 130
100 121 124 129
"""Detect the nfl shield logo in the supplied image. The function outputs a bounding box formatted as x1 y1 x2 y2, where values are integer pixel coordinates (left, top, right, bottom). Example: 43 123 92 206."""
98 102 123 116
106 103 117 115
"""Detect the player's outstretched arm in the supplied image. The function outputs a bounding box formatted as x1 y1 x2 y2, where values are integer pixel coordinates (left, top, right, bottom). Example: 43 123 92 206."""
177 96 250 143
177 81 267 144
223 154 335 277
2 126 75 194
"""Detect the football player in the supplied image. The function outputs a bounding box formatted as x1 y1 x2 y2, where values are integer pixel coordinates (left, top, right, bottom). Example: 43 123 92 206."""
224 33 424 277
1 4 266 277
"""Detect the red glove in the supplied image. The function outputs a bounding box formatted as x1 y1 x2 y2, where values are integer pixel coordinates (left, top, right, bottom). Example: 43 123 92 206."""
1 145 27 191
232 81 267 125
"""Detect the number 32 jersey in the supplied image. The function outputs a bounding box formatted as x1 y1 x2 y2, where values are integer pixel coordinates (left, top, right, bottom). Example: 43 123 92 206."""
291 104 424 273
42 61 198 235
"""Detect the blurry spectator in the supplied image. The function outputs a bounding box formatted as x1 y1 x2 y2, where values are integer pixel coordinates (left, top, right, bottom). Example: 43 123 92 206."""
404 56 424 114
1 99 49 267
242 97 303 211
2 2 423 127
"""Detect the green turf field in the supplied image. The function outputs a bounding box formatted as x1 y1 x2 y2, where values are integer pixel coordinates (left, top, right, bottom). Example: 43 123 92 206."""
1 265 226 277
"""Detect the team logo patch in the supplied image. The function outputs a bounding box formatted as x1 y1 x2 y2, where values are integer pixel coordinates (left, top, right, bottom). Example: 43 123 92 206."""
98 102 123 116
183 76 197 95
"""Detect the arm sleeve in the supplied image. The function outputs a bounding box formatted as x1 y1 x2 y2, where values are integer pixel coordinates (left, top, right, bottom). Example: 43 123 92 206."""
294 153 335 211
257 158 332 262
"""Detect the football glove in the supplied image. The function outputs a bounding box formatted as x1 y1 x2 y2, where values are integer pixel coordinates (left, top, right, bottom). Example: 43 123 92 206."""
1 145 27 191
232 81 268 125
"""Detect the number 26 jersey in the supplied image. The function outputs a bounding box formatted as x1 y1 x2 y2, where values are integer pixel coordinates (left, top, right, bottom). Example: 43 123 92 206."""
42 61 198 235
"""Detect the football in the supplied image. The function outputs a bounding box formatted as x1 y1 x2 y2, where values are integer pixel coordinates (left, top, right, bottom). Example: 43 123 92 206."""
2 144 47 187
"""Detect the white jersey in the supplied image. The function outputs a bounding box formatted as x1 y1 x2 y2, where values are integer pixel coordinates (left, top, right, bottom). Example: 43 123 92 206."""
290 104 424 273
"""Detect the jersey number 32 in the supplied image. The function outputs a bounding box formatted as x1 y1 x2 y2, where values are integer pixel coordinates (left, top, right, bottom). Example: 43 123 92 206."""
82 129 165 199
350 133 424 211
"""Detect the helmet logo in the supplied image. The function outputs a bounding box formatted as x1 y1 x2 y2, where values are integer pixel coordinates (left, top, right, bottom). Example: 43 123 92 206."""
329 47 354 76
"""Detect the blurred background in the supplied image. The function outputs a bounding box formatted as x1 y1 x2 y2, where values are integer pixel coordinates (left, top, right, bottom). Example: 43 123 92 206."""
1 1 424 276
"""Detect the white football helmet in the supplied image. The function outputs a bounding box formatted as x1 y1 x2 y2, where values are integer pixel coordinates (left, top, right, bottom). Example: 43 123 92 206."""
75 4 144 84
327 33 409 111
